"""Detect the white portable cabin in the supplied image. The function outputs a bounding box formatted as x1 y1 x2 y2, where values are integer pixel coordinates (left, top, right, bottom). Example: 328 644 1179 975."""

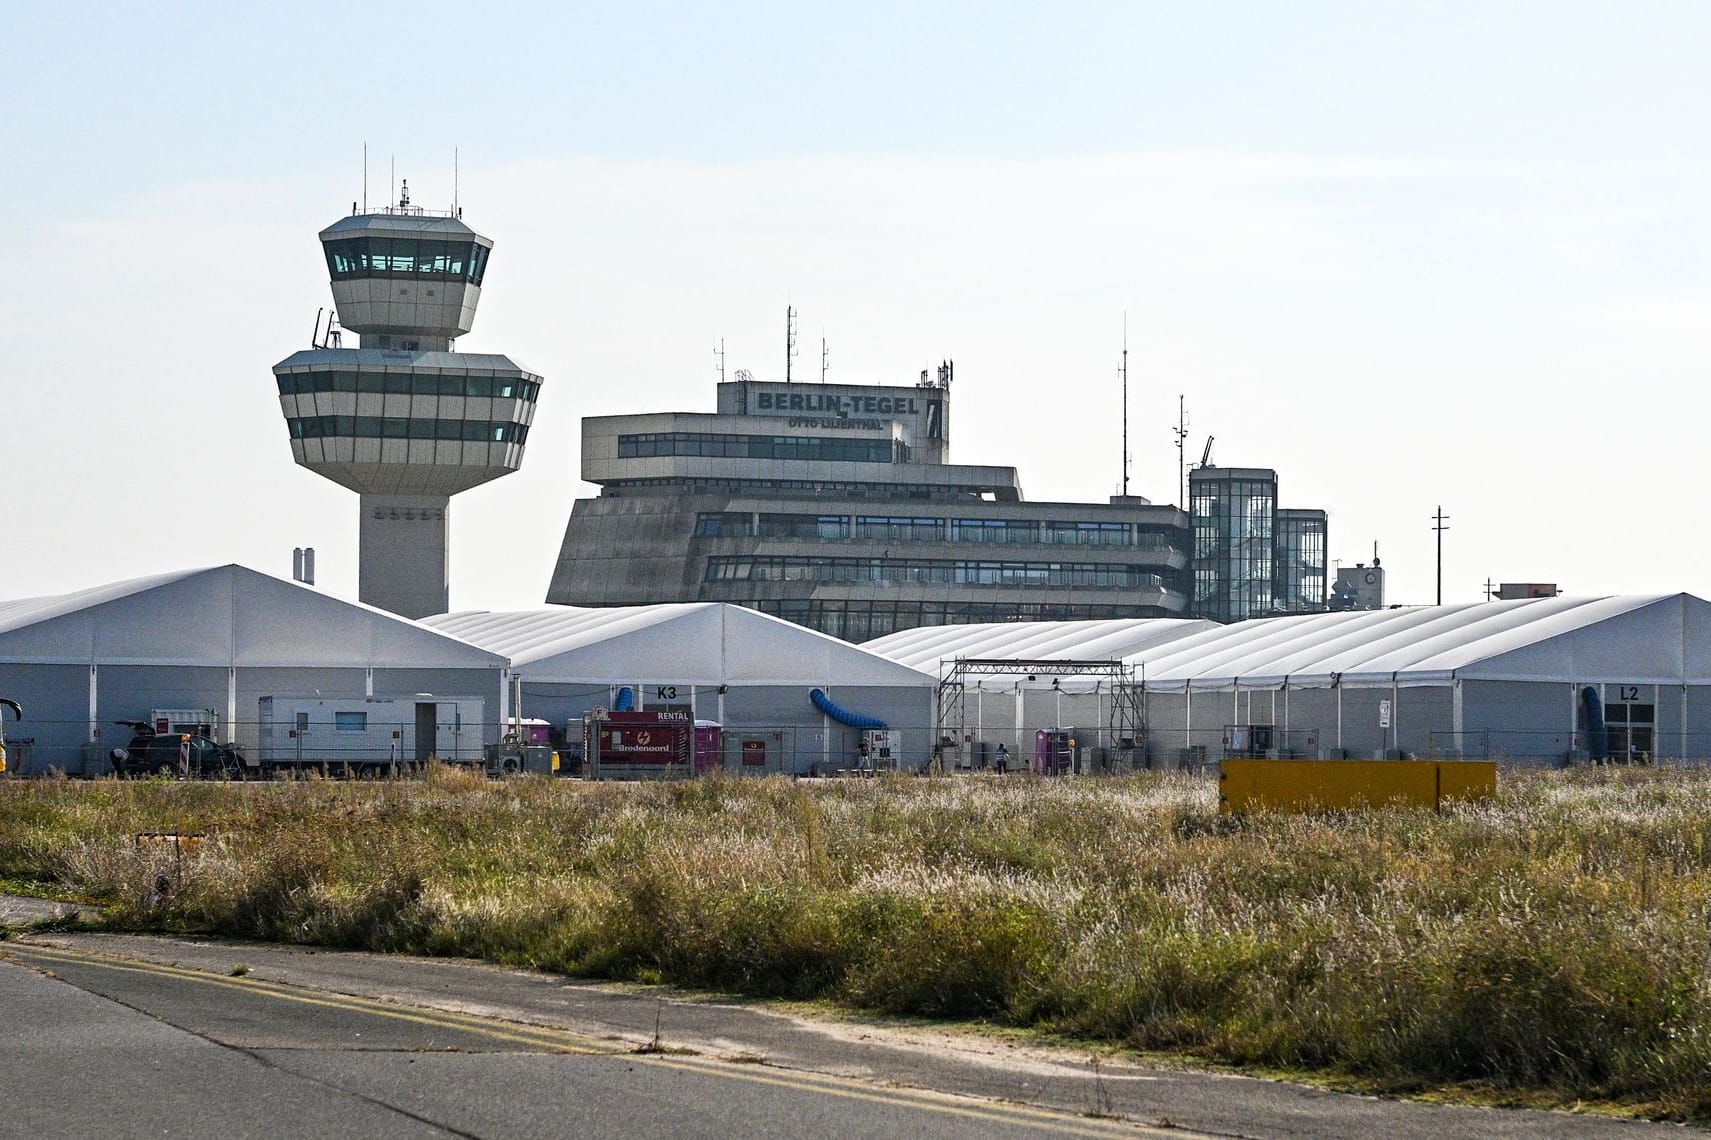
257 695 486 767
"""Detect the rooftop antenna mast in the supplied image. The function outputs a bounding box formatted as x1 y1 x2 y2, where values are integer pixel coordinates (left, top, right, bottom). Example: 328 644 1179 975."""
785 304 798 383
362 142 368 213
1174 394 1189 507
821 333 829 383
714 337 726 383
1120 313 1130 497
453 146 459 216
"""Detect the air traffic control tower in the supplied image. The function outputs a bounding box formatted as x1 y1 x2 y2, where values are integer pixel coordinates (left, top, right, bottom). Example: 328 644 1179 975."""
272 184 542 618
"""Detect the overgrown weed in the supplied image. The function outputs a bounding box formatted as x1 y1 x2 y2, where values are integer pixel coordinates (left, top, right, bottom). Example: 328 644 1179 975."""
2 767 1708 1118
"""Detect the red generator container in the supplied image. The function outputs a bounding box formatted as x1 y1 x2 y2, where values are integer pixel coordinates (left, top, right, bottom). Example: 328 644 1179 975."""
585 711 724 780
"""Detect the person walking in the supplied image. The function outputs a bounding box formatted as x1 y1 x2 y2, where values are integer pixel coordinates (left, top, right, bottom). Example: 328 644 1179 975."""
994 742 1009 774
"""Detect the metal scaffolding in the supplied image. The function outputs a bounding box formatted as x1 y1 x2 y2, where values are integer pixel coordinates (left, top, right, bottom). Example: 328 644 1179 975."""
934 658 1145 771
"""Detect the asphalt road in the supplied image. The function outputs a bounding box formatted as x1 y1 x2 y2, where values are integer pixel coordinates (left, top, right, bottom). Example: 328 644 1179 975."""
1 930 1698 1139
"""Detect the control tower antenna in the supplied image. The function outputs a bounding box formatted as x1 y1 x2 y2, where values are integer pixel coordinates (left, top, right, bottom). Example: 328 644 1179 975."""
1120 312 1130 498
714 337 726 383
1174 394 1190 508
785 304 799 383
453 146 459 215
362 142 368 214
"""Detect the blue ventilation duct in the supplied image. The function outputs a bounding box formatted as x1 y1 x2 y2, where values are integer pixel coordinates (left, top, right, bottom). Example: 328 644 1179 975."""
1580 686 1608 761
613 686 635 712
810 688 887 730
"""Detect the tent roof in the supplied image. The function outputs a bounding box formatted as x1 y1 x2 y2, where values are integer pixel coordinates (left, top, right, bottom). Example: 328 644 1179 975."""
424 603 937 687
0 565 506 669
1135 594 1711 688
863 618 1216 680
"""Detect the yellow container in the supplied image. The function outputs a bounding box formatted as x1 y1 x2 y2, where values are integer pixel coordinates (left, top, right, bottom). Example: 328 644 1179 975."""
1218 759 1496 814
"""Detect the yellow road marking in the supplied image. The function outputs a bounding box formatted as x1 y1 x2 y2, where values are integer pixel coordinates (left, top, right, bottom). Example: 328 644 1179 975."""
5 942 1200 1138
649 1052 1159 1132
636 1052 1166 1138
8 944 606 1054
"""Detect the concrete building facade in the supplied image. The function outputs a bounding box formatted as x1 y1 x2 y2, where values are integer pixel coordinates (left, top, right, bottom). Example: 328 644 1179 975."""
547 366 1200 640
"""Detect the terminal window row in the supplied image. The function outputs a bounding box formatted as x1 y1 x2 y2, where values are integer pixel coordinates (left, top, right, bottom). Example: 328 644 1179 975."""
286 415 530 443
695 512 1176 547
324 237 491 285
616 433 909 464
1274 515 1329 611
752 598 1177 640
705 556 1167 590
277 371 540 401
606 478 998 502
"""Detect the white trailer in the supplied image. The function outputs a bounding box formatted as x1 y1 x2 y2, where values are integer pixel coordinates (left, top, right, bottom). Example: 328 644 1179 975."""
256 695 485 774
150 708 221 740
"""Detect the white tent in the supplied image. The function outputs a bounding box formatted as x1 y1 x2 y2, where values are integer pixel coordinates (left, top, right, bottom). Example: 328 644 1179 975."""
1136 595 1711 689
864 617 1216 680
0 566 504 670
860 618 1214 770
857 596 1711 765
1129 595 1711 763
424 604 938 774
0 565 507 773
427 603 934 687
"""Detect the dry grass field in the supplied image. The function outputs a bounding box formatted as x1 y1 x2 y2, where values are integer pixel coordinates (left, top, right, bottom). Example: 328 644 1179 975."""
2 767 1708 1119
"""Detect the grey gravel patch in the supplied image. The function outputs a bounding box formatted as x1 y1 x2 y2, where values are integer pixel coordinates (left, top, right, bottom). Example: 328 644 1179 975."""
0 894 99 926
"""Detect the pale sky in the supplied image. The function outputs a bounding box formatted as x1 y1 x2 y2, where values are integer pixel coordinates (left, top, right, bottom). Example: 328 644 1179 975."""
5 2 1708 612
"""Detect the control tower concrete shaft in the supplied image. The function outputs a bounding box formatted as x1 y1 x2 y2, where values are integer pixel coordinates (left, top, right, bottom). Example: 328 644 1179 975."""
272 185 542 618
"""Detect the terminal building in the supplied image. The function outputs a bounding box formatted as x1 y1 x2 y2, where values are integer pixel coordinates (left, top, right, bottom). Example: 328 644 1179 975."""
546 359 1332 639
272 184 543 619
1189 466 1328 623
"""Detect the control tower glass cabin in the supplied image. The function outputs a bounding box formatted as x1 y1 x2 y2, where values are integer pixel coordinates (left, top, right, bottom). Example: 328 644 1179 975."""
272 188 542 618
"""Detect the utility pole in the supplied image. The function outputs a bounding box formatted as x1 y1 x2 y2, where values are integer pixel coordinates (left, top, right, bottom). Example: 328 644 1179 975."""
1432 506 1451 605
1483 577 1494 601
